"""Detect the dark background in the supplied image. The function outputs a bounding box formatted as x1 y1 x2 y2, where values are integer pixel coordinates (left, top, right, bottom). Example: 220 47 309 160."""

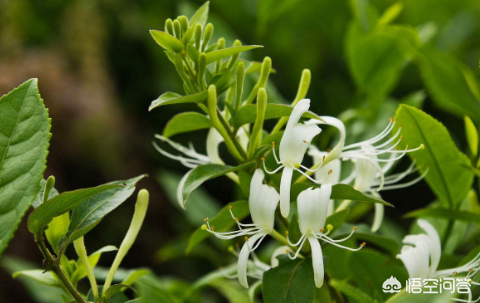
0 0 479 301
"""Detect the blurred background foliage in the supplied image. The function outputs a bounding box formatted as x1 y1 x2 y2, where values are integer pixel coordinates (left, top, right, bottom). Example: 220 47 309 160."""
1 0 480 301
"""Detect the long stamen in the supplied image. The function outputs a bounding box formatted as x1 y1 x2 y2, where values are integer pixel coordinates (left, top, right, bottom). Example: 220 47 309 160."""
343 119 395 150
271 142 282 164
373 128 402 149
373 162 418 186
153 142 206 167
262 158 284 174
286 232 306 246
295 167 331 184
155 134 210 162
318 226 357 243
377 167 429 191
321 239 366 251
287 238 307 260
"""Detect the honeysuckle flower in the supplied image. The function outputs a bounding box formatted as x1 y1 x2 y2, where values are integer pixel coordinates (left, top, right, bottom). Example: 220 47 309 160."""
154 128 249 208
308 117 427 232
397 219 480 280
398 219 480 303
203 169 280 288
263 99 323 218
287 185 365 288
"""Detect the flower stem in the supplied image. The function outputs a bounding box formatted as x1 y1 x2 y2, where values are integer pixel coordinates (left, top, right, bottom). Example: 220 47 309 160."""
35 232 86 303
73 237 99 299
102 189 149 297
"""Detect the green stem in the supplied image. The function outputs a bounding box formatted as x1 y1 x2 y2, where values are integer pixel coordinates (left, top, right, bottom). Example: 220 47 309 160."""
36 233 86 303
102 190 149 297
74 237 99 299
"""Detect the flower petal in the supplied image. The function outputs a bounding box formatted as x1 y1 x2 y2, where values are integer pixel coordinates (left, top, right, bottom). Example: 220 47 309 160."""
270 246 289 268
308 236 324 288
371 203 384 232
280 167 294 218
280 99 321 166
250 169 280 230
206 128 225 164
297 185 332 234
238 233 266 288
280 124 321 166
176 170 193 209
417 219 441 275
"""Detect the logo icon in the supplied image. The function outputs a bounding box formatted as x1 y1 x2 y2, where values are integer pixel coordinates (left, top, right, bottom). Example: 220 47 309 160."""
383 276 402 293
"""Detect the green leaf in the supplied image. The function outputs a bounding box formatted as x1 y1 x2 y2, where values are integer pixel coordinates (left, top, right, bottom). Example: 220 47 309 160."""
2 256 68 303
182 162 255 207
329 279 376 303
150 30 184 53
262 255 315 303
233 104 325 128
60 175 146 250
405 207 480 226
45 212 70 254
121 269 151 286
149 91 207 111
0 79 51 257
465 116 478 157
189 1 209 28
205 46 263 64
386 290 454 303
395 105 474 206
209 279 250 303
13 270 60 287
163 112 211 138
28 184 120 234
104 284 137 300
331 184 394 207
346 23 413 100
419 49 480 122
87 286 129 303
186 200 249 253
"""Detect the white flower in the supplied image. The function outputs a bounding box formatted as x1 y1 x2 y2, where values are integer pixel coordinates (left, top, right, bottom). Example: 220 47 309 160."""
154 128 249 208
263 99 323 218
203 169 280 288
287 185 365 288
397 219 480 280
308 117 427 232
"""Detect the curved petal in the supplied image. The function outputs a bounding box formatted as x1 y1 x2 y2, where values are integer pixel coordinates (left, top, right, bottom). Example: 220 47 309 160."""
280 167 294 218
402 235 431 278
353 144 378 192
317 116 345 165
371 203 384 232
417 219 441 275
249 169 280 231
176 170 193 209
270 246 289 268
308 236 324 288
280 99 321 166
297 185 332 234
397 246 422 278
280 124 321 166
238 233 266 288
206 128 225 164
